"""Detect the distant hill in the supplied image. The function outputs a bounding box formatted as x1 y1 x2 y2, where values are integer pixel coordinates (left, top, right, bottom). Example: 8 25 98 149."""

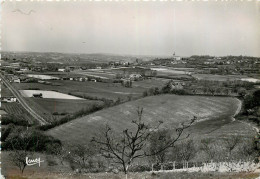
1 51 171 64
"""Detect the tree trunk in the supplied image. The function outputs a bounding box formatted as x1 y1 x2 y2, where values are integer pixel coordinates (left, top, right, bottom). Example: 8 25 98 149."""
22 165 26 173
123 163 127 174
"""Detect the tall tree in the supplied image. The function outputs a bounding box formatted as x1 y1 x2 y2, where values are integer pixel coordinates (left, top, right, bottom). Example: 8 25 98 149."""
92 107 196 174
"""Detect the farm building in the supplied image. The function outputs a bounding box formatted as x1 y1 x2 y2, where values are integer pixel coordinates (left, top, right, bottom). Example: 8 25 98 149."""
10 62 20 69
204 61 216 65
129 74 142 80
173 56 182 61
171 82 185 90
172 52 182 61
13 78 21 83
19 67 29 72
1 96 17 103
38 80 45 84
10 76 21 83
68 66 77 71
58 68 66 72
32 66 43 72
61 77 70 80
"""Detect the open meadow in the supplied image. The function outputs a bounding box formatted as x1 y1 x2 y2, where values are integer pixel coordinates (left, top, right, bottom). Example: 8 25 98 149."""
10 79 168 122
46 94 254 146
191 74 259 82
13 78 168 101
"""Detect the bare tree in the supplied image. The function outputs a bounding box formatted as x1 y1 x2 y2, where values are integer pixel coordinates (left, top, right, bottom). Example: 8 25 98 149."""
239 139 258 161
8 132 32 173
92 107 196 174
208 87 215 96
223 135 241 160
149 129 171 164
172 139 196 162
69 143 97 170
48 145 69 166
200 139 218 161
9 150 30 173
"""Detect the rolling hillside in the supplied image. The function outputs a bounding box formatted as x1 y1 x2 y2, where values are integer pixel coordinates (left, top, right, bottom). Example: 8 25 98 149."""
46 95 252 146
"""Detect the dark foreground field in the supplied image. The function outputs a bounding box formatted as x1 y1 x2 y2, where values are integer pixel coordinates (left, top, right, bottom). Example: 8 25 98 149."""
3 170 260 179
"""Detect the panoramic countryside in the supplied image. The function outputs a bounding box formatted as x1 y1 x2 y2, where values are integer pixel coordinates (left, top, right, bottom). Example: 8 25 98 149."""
1 1 260 179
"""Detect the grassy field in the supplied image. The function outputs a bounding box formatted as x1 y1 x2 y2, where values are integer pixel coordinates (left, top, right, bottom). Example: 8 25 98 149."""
1 83 14 96
21 97 102 122
71 69 116 79
13 78 168 101
191 74 249 81
0 103 33 123
3 171 260 179
30 98 102 114
9 78 169 122
46 94 252 146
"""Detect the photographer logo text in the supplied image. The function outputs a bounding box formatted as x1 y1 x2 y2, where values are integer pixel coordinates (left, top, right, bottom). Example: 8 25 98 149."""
26 157 44 167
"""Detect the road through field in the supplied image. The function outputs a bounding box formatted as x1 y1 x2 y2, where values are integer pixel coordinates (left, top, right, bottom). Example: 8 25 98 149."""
232 99 259 133
0 74 48 125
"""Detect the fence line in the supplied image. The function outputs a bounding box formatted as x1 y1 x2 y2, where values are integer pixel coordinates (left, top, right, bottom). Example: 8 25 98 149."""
151 160 260 173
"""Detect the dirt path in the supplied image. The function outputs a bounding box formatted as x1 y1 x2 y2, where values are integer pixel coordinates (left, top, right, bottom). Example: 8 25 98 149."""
233 98 259 133
232 98 242 121
239 120 259 133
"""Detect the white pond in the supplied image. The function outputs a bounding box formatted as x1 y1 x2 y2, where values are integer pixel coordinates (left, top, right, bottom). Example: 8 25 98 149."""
20 90 85 100
27 74 60 80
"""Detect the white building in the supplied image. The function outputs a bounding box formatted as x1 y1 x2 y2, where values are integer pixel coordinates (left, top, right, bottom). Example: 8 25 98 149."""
2 97 17 103
58 68 66 72
172 53 182 61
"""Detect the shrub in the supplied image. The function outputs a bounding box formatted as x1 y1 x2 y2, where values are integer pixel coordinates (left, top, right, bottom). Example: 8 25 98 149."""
1 115 30 126
128 165 151 172
1 125 13 142
2 128 62 154
52 112 59 115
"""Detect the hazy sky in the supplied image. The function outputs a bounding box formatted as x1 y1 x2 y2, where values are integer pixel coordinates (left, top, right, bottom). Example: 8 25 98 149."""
2 1 260 57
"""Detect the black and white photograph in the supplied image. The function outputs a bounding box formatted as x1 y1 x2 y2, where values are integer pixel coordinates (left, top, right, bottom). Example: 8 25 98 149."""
0 1 260 178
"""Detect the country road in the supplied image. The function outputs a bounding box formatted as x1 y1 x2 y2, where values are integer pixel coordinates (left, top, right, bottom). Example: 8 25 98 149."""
233 98 259 133
0 74 48 125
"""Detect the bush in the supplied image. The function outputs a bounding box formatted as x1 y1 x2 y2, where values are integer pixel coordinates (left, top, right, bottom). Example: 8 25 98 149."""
1 125 13 142
1 115 30 126
171 89 188 95
128 165 151 172
243 90 260 115
27 87 40 90
2 128 62 154
52 112 59 115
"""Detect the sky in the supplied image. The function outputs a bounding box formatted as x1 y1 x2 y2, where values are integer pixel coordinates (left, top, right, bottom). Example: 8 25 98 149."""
1 1 260 57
